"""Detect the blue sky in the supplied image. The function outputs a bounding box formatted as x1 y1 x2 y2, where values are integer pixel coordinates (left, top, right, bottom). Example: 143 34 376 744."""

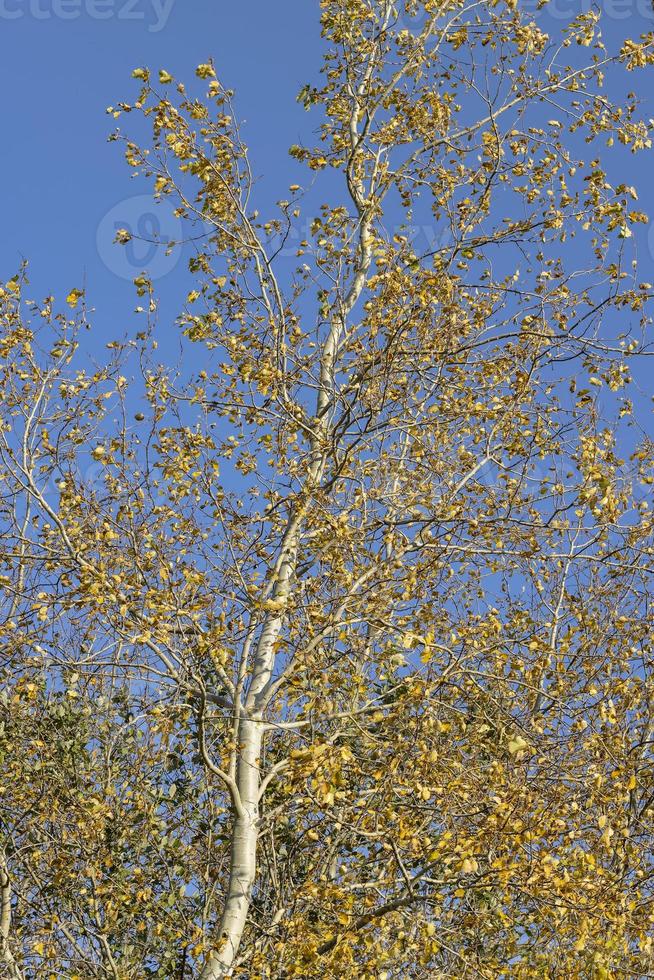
0 1 320 357
1 1 654 377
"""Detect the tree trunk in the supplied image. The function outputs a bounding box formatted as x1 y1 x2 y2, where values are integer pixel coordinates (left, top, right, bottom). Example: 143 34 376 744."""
0 857 23 980
199 718 262 979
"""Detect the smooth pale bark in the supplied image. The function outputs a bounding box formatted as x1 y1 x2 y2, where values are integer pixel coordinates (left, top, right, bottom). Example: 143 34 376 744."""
199 16 379 966
199 718 263 979
200 209 374 980
199 514 300 978
0 857 23 980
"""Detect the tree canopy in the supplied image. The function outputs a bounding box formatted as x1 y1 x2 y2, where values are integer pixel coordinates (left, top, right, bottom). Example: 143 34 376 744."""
1 3 654 978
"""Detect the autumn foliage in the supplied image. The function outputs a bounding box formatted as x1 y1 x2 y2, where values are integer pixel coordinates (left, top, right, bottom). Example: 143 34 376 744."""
1 3 654 978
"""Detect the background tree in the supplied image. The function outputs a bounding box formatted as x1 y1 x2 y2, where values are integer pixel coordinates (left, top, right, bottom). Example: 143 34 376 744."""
1 2 654 977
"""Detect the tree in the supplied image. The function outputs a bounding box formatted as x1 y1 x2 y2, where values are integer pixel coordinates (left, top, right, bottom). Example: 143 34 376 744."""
1 2 654 977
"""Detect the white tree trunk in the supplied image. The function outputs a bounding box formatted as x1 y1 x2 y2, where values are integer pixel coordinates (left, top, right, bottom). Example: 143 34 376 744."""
200 59 375 973
200 533 297 978
0 857 23 980
199 718 263 979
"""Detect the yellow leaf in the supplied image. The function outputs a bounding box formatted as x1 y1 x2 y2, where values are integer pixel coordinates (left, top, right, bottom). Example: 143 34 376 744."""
508 736 529 756
196 63 216 79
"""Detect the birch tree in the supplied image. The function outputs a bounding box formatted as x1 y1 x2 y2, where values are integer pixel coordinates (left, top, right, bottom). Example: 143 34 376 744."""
1 2 654 977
